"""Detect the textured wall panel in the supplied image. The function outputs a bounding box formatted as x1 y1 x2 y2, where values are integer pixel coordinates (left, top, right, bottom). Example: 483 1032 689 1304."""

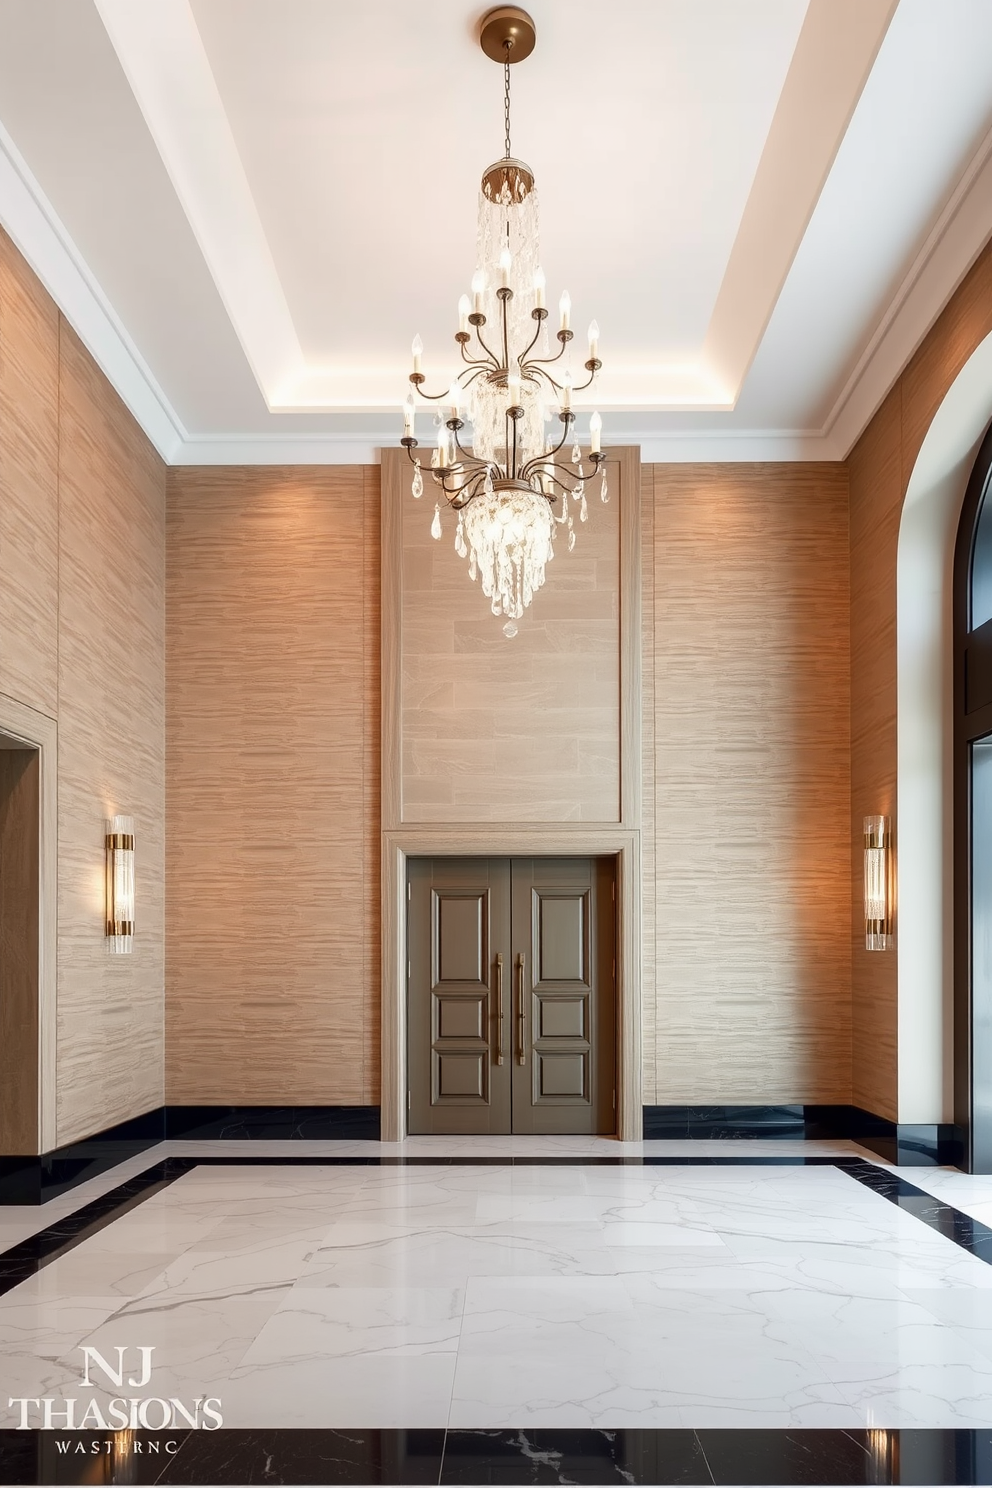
166 467 380 1104
398 471 621 823
0 225 59 719
848 238 992 1121
649 464 851 1104
56 324 166 1145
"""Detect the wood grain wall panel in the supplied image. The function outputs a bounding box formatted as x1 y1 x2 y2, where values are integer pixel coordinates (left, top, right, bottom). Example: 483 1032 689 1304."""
56 323 166 1146
650 464 851 1103
640 465 658 1100
166 467 380 1105
0 225 59 720
398 471 621 823
849 385 901 1119
362 467 382 1099
845 237 992 1122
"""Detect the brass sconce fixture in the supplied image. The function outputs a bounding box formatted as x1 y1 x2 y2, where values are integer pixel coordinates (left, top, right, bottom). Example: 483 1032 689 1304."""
106 814 135 954
863 814 892 950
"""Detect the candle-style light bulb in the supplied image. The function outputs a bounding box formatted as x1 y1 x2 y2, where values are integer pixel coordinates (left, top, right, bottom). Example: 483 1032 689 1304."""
447 381 461 419
559 291 571 332
533 266 546 309
508 370 522 406
589 410 602 453
403 393 415 435
588 320 600 361
499 246 512 288
458 295 470 333
411 334 423 374
560 369 572 411
437 423 448 468
471 269 485 315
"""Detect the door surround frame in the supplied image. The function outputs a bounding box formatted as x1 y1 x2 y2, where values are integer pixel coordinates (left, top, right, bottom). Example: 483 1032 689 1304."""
380 445 643 1143
0 691 57 1153
382 829 641 1141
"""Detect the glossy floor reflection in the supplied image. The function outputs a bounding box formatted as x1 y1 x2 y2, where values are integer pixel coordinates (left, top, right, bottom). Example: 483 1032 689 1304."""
4 1154 992 1438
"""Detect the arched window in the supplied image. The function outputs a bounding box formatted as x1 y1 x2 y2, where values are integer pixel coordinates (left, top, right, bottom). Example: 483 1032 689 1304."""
954 419 992 1172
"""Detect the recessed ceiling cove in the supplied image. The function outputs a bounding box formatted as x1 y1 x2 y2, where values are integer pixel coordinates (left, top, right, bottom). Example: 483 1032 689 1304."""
1 0 992 459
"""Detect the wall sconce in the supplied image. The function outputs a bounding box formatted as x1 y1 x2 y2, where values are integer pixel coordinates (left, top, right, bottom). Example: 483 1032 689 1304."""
863 814 892 950
106 814 135 954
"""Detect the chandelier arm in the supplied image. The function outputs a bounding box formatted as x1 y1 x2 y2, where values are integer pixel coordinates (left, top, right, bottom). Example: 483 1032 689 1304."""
542 413 575 463
526 454 605 488
525 337 570 370
450 427 490 467
519 313 548 364
409 380 451 403
571 367 600 394
470 322 504 368
459 342 500 372
448 471 488 510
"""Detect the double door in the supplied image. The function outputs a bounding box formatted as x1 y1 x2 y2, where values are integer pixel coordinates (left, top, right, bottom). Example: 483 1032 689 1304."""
407 857 616 1135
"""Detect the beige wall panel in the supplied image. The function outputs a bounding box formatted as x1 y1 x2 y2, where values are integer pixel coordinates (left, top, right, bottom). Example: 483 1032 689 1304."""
0 226 59 720
640 466 658 1101
849 386 901 1119
651 464 851 1103
166 467 379 1105
848 238 992 1122
56 324 166 1145
398 470 621 823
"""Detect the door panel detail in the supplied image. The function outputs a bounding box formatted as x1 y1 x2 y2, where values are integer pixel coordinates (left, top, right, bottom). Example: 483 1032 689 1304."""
537 893 588 983
408 857 614 1135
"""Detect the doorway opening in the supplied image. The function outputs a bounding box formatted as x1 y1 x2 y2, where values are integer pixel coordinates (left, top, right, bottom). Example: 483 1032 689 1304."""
407 856 616 1135
0 732 40 1155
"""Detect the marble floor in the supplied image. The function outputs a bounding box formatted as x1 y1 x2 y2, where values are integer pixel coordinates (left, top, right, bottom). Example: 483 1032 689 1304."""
3 1141 992 1482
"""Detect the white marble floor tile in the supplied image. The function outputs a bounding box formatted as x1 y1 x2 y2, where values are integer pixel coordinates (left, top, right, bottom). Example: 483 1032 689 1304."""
6 1146 992 1432
220 1353 458 1428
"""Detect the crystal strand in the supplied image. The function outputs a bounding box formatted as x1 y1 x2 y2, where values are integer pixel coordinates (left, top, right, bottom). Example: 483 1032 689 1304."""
580 493 588 522
600 471 609 503
411 460 423 499
571 440 581 464
430 447 439 469
568 526 576 552
455 511 467 557
431 503 442 540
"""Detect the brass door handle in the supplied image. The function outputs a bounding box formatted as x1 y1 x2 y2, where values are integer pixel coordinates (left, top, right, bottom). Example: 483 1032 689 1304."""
517 952 526 1065
495 953 504 1066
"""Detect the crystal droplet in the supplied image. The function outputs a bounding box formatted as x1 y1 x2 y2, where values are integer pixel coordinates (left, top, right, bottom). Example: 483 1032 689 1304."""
430 447 439 469
431 503 442 540
600 472 609 503
572 483 582 500
469 554 478 581
455 512 466 557
484 467 495 498
571 441 581 464
411 461 423 499
580 494 588 522
568 528 576 552
502 620 518 639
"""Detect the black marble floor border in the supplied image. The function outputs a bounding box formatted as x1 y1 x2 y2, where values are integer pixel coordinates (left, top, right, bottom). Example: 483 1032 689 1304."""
3 1152 992 1297
1 1426 992 1485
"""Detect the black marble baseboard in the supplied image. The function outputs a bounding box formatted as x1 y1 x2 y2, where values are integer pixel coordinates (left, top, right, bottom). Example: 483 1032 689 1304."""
642 1103 963 1165
0 1106 381 1205
166 1105 381 1141
1 1427 991 1486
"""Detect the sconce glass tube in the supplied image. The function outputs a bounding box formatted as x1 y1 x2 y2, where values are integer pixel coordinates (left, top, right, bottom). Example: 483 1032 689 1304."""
864 814 891 950
106 814 135 954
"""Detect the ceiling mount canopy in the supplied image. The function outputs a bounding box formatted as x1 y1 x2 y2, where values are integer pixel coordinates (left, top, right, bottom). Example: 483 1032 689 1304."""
401 4 605 637
478 6 537 65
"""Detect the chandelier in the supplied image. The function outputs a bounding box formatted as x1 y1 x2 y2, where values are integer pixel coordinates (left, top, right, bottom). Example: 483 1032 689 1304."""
400 5 607 639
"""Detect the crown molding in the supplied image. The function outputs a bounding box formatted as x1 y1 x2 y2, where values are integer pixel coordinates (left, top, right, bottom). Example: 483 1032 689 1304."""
0 119 186 463
824 117 992 456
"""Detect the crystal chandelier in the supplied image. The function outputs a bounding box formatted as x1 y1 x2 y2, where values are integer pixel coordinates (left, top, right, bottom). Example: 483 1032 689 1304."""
401 6 606 639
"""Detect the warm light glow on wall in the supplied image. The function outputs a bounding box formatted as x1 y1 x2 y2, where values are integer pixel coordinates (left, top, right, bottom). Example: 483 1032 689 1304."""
863 814 892 951
106 814 135 954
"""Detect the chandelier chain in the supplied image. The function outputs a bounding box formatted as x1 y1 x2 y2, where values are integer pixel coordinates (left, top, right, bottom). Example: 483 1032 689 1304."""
504 48 512 159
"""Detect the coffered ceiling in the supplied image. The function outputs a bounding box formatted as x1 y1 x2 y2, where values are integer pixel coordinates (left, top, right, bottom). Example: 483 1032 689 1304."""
0 0 991 461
